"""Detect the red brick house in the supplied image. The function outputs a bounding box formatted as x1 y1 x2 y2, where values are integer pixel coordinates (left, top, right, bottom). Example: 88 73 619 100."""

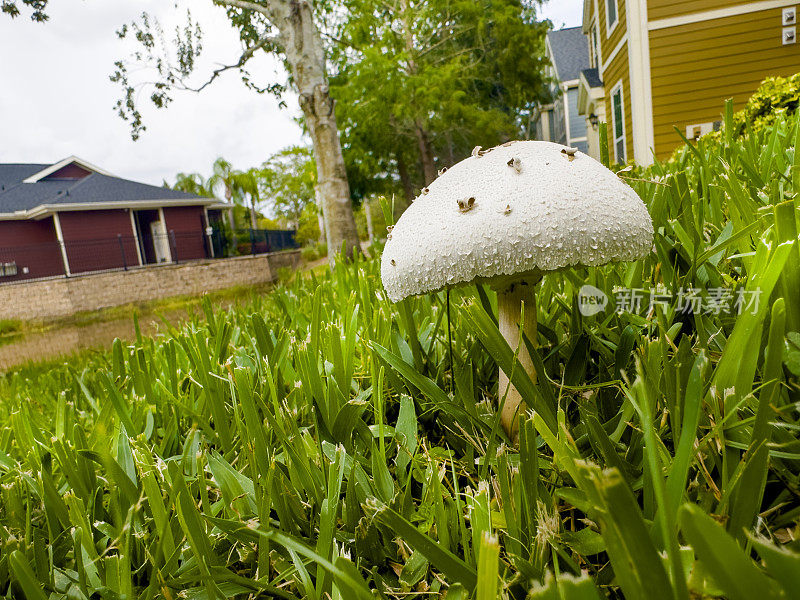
0 157 230 283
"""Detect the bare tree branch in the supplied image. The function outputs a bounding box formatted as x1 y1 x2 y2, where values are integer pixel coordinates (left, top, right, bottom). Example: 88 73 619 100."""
181 35 279 92
214 0 272 17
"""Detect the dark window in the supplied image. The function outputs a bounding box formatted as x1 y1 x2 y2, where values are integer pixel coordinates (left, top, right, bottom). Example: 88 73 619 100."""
612 84 626 163
606 0 618 29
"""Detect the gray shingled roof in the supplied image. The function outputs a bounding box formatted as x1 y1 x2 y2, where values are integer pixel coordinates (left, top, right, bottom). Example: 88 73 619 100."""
0 162 212 214
547 27 590 83
581 68 603 89
0 164 47 191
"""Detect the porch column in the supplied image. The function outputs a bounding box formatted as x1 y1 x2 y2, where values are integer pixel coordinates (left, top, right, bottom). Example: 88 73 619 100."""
203 206 215 258
128 209 144 266
627 0 655 165
158 207 174 263
52 212 71 277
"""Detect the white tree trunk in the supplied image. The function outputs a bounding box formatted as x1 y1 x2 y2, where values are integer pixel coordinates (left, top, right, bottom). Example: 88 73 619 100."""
270 0 361 261
218 0 361 261
315 185 326 244
225 185 236 231
250 201 258 230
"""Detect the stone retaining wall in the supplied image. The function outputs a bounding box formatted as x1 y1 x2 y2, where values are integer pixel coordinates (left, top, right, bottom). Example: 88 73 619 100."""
0 251 301 321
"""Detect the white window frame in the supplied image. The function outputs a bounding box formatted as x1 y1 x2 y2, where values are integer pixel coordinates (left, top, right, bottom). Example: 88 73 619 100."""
610 80 627 164
605 0 620 36
590 23 601 68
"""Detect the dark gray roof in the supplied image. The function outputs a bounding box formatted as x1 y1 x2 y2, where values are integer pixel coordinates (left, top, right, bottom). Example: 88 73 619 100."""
581 68 603 89
547 27 590 83
0 164 48 191
0 162 210 214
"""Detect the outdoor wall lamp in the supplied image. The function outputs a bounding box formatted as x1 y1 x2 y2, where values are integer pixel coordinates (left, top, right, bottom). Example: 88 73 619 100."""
589 113 599 129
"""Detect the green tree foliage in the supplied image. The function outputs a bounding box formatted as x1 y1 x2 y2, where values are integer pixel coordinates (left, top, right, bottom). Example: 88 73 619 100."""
329 0 550 200
259 146 317 229
296 203 323 245
0 0 48 21
168 151 319 236
167 160 260 230
170 172 213 197
231 168 262 230
207 157 242 230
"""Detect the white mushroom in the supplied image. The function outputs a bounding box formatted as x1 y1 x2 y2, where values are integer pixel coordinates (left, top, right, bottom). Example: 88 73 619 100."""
380 141 653 437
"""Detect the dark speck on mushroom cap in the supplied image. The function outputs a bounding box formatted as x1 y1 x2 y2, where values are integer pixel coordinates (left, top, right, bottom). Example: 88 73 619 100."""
380 141 654 303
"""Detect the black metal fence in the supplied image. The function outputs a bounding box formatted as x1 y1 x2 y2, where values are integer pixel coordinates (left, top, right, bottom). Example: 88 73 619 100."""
223 229 299 257
0 228 298 284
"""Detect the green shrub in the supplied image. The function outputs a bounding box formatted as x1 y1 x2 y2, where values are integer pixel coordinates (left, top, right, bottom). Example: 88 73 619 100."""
296 203 322 246
730 72 800 135
301 241 327 261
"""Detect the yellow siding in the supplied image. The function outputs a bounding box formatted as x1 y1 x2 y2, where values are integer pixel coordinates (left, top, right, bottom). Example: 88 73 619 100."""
648 0 758 22
598 0 628 65
602 46 635 163
650 7 800 159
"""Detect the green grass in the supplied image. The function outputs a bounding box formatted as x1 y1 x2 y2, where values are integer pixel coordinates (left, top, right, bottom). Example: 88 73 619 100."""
0 101 799 599
0 319 23 348
0 281 290 359
0 319 22 336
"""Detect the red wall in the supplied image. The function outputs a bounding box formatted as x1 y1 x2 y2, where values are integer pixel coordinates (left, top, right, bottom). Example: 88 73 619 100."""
163 206 209 261
58 209 139 274
45 164 91 179
0 218 64 282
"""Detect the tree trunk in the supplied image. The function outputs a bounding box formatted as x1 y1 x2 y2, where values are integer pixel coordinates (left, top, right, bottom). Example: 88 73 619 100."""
275 0 361 262
225 185 236 231
315 185 326 244
250 200 258 230
398 0 436 186
415 122 437 185
396 153 415 210
445 131 456 167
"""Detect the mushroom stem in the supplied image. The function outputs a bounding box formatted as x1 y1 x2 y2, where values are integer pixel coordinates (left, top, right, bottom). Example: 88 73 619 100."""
497 283 537 440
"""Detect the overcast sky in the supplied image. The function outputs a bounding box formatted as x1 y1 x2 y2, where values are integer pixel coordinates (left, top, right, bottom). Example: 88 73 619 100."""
0 0 582 186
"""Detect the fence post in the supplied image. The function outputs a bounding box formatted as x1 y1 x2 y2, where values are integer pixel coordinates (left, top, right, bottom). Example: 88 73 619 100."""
169 230 179 264
118 234 128 271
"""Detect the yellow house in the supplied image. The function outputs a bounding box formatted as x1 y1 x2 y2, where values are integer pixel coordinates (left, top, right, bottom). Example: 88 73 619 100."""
578 0 800 164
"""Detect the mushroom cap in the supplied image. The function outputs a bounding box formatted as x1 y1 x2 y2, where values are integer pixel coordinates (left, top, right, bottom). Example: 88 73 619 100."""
381 141 653 303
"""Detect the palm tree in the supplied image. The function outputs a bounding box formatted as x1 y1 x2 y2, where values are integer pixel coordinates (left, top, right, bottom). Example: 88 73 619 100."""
231 169 261 231
170 172 212 197
207 158 238 231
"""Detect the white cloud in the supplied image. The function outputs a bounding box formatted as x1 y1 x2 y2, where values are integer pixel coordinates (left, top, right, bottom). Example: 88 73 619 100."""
0 0 304 185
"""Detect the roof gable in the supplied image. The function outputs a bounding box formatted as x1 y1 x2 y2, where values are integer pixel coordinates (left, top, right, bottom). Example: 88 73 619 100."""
22 156 114 183
44 163 93 180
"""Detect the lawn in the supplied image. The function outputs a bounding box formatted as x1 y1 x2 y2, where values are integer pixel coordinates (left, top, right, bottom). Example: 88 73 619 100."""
0 101 799 599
